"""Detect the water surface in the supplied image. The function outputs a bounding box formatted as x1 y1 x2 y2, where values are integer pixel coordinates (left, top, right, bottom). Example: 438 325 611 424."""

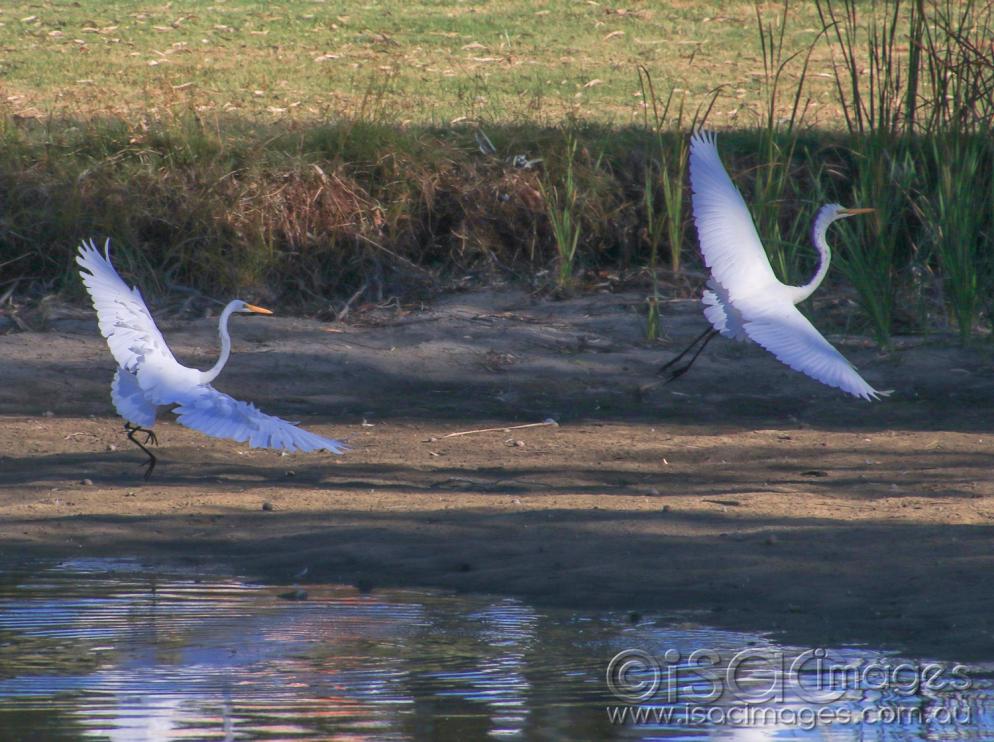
0 559 988 740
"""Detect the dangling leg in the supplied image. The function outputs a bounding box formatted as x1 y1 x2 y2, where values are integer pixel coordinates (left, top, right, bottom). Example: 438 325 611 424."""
658 327 716 376
660 329 718 383
124 422 158 480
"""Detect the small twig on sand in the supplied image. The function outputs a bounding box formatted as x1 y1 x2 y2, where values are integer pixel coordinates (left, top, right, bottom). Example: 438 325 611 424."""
64 432 98 441
438 418 558 439
335 281 368 322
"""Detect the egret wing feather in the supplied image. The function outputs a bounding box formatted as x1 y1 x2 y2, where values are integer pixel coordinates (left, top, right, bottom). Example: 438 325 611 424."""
690 131 778 300
76 239 177 373
173 385 348 453
111 368 158 428
736 297 881 400
702 279 748 342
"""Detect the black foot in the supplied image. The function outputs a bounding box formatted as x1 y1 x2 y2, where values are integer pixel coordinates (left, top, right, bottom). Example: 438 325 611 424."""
657 327 714 376
662 362 694 384
141 456 156 481
124 423 159 480
658 357 681 375
657 328 718 383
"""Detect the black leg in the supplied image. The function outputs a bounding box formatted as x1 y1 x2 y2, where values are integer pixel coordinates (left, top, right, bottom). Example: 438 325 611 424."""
661 329 718 384
124 422 158 480
658 327 716 375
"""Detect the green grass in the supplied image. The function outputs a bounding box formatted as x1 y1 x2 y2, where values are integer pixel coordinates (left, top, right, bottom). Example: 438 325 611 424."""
0 1 845 127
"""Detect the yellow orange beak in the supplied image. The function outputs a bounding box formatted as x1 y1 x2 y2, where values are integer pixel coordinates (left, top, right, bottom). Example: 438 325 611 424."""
843 207 875 216
244 303 273 315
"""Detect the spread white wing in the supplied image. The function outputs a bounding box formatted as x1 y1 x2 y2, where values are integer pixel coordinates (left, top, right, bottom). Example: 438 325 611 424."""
689 131 778 301
80 239 348 452
173 386 348 453
76 239 178 374
734 295 881 400
690 132 881 400
111 368 158 427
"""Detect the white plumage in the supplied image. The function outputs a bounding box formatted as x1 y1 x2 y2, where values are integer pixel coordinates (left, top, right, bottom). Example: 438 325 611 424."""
77 239 346 475
685 131 882 401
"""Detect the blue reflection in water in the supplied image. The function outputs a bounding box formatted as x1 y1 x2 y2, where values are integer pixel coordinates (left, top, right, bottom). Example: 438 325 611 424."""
0 559 989 740
428 599 539 736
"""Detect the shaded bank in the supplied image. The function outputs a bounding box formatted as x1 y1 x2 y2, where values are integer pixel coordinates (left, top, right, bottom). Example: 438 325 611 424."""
1 116 994 345
2 290 994 660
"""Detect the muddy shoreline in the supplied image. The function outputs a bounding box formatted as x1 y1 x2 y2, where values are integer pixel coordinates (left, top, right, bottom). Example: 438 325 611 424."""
2 290 993 660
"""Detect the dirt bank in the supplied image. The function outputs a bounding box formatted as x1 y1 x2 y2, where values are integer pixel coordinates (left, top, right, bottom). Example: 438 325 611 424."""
2 289 993 660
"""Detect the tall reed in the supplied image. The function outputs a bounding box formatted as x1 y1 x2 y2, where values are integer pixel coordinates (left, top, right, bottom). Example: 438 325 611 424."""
815 0 916 135
636 66 714 339
816 0 994 136
919 135 991 342
811 0 994 343
750 0 822 287
826 140 917 346
541 136 583 292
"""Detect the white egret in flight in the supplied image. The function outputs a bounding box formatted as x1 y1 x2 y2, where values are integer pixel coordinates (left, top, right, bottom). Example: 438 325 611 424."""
77 239 347 478
660 131 883 400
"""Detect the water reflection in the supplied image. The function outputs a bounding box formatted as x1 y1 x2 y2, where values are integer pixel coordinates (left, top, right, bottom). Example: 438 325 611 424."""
0 559 988 740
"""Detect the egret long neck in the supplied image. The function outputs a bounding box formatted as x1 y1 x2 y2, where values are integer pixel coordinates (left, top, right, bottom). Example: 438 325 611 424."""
791 207 835 305
200 302 239 384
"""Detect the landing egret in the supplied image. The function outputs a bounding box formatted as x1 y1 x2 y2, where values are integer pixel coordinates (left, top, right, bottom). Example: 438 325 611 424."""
660 131 882 400
77 239 347 478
